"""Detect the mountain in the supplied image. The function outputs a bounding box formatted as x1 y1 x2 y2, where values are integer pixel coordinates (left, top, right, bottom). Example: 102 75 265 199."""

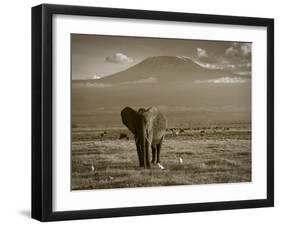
73 56 237 85
72 56 251 127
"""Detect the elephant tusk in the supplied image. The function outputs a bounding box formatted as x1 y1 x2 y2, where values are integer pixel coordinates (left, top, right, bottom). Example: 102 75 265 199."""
145 136 151 145
135 135 151 146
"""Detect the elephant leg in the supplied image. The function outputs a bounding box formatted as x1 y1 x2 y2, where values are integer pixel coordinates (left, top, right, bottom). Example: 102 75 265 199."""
156 137 164 163
151 145 157 164
137 145 142 167
135 142 144 167
145 139 150 168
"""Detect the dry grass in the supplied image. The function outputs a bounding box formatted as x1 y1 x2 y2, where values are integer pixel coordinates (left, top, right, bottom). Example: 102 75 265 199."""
71 126 251 190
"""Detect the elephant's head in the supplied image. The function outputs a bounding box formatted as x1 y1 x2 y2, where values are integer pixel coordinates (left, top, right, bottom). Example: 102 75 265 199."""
121 107 151 168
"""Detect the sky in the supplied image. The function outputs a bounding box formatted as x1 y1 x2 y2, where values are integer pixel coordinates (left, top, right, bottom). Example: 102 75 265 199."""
71 34 251 80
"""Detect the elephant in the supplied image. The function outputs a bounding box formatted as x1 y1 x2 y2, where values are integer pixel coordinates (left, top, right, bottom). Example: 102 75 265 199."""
121 106 167 168
119 133 129 140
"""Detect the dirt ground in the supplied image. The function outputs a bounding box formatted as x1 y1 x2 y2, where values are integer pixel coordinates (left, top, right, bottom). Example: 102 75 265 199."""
71 125 251 190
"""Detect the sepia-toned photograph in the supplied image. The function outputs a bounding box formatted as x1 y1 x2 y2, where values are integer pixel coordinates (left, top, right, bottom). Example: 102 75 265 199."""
71 34 252 190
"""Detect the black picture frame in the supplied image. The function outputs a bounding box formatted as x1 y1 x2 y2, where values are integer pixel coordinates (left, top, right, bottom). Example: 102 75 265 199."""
32 4 274 222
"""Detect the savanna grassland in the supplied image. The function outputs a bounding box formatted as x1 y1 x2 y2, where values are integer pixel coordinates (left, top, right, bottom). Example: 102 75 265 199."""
71 125 251 190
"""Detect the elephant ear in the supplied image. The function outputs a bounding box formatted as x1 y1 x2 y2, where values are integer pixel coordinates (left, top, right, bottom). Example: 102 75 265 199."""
146 106 158 115
121 107 137 135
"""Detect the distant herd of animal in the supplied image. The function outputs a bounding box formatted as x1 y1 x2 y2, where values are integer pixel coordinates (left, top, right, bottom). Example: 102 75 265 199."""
98 125 230 140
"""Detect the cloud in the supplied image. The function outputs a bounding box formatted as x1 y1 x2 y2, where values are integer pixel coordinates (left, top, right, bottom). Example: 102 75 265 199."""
85 82 112 88
155 105 250 113
225 46 240 57
234 71 251 76
194 77 249 84
194 59 242 70
92 75 101 79
120 77 157 85
240 44 251 56
106 53 133 63
176 55 192 61
196 48 208 59
191 43 251 73
237 62 251 68
225 43 252 58
193 60 224 70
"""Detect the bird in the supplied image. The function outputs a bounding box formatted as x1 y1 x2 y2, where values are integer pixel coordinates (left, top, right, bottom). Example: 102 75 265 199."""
157 163 165 170
179 157 183 164
91 162 95 172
